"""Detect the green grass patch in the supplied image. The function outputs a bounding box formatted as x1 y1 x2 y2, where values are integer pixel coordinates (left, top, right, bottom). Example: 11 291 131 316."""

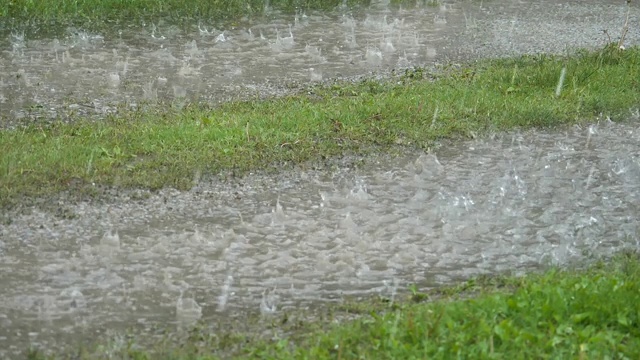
1 45 639 209
26 251 640 359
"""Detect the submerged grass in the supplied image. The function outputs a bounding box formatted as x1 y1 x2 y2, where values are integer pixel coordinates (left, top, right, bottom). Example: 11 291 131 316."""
1 45 639 209
27 251 640 359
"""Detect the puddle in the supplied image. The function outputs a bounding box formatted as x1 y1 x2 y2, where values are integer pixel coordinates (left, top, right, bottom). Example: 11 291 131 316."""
1 0 637 126
1 120 640 356
1 0 640 356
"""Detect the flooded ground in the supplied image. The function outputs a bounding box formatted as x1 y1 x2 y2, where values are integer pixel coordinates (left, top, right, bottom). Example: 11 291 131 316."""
2 120 639 357
1 0 639 357
1 0 638 126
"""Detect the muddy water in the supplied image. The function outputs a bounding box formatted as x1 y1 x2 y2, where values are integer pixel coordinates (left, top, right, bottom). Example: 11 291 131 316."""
1 0 640 356
1 0 638 125
2 120 640 356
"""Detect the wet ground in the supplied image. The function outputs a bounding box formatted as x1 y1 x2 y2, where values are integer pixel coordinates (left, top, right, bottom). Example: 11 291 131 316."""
1 0 638 127
2 119 640 356
1 0 639 357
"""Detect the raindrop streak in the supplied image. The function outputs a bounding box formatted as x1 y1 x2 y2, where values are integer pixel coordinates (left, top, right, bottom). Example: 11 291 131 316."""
555 66 567 97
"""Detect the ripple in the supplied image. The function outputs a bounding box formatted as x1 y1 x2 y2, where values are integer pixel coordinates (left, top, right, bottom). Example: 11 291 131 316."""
3 120 640 355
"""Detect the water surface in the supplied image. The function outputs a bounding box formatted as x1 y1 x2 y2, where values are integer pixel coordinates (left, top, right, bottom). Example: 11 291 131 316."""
1 0 637 125
1 0 639 356
1 120 639 356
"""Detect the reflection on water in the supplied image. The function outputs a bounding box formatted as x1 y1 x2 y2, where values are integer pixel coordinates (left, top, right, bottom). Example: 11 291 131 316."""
1 120 639 356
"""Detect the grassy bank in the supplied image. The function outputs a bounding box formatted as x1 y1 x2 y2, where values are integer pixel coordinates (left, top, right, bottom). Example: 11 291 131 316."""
1 45 639 209
27 251 640 359
1 0 370 35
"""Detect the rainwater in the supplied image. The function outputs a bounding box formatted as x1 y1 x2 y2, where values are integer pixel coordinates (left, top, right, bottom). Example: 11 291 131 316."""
1 0 639 357
1 120 639 356
1 0 637 124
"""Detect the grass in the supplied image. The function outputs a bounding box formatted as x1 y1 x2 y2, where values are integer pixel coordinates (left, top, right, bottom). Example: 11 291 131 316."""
26 251 640 359
1 44 639 210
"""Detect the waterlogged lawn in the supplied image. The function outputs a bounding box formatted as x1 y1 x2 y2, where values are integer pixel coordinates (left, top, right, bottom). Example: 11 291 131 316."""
27 251 640 359
1 45 638 208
